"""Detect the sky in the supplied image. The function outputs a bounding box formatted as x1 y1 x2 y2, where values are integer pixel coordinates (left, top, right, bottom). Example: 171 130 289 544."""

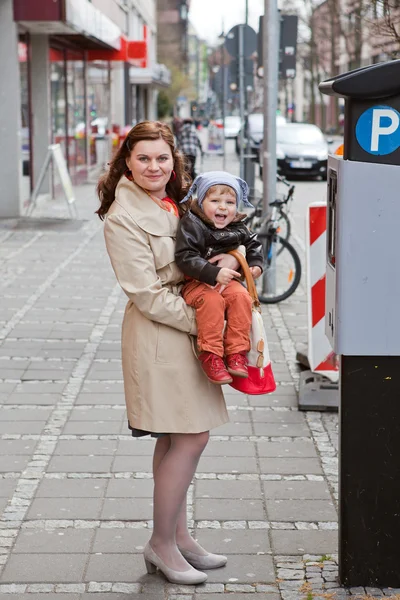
189 0 265 44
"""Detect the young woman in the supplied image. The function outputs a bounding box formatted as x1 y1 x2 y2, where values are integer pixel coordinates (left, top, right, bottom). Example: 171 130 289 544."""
97 121 240 585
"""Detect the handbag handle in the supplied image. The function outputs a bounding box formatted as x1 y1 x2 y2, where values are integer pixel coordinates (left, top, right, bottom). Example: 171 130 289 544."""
228 249 260 307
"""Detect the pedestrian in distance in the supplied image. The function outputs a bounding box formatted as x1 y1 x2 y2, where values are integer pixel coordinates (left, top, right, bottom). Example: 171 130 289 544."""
178 117 204 179
96 121 242 585
175 171 264 385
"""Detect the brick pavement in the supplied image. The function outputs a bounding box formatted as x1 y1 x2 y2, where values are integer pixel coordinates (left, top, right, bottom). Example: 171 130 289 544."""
0 169 393 599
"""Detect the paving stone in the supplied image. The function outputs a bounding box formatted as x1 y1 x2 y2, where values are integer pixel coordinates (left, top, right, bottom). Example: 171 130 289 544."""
195 498 265 520
47 455 114 473
0 408 52 421
81 382 125 394
0 440 38 455
92 528 150 553
0 421 46 434
0 455 30 472
13 528 94 553
271 530 338 554
196 480 262 500
75 393 125 405
5 596 80 600
263 481 332 500
22 370 70 381
13 382 67 393
54 440 118 455
253 423 309 437
0 497 8 512
106 478 154 498
257 441 317 458
249 394 297 407
251 410 305 423
5 393 62 405
81 596 160 600
62 421 122 435
223 394 249 407
212 422 253 436
112 455 153 472
197 596 279 600
68 408 125 421
259 458 323 475
101 497 153 520
267 499 337 521
116 440 155 456
35 478 107 498
203 441 256 457
194 529 271 553
204 554 275 583
84 553 149 582
26 497 103 520
225 409 252 423
197 457 258 474
0 479 17 498
0 553 86 582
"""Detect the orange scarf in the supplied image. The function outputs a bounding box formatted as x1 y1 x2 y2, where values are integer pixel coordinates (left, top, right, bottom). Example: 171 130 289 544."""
124 172 179 218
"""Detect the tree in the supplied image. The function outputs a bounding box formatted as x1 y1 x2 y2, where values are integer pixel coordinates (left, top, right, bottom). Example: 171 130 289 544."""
162 62 196 116
157 91 172 119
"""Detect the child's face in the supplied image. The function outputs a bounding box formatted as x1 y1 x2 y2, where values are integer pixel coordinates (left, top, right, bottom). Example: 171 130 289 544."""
202 187 237 229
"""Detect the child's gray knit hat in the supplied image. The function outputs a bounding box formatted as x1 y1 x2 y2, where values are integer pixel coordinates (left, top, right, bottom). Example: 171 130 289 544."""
180 171 254 209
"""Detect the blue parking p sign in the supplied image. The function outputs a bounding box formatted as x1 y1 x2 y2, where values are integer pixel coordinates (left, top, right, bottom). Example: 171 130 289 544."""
355 105 400 155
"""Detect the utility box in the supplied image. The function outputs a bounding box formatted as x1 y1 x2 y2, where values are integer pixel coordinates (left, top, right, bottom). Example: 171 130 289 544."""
325 155 400 354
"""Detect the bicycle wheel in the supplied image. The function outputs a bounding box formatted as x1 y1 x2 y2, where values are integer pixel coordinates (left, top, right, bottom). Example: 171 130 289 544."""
277 210 291 243
257 233 301 303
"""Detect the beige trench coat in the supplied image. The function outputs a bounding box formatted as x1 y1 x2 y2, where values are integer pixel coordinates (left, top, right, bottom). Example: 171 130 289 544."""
104 177 229 434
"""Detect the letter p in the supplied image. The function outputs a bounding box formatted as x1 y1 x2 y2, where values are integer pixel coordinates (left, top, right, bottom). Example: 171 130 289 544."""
371 108 399 152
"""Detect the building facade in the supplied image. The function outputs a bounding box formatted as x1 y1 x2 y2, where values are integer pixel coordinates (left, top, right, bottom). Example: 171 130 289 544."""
157 0 191 73
0 0 170 217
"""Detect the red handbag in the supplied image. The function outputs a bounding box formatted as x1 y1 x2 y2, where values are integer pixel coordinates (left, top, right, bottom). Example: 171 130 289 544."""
228 250 276 395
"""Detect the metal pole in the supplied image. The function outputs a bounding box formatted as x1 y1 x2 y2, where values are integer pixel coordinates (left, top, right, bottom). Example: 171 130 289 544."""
222 63 226 171
245 0 249 24
239 24 245 179
262 0 279 295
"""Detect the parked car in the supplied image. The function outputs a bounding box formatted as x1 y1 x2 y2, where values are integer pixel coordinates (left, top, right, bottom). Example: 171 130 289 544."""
236 114 287 158
223 115 241 139
259 123 330 179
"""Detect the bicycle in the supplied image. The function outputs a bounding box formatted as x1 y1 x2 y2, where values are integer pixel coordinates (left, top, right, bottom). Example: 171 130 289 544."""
246 175 295 243
255 191 302 304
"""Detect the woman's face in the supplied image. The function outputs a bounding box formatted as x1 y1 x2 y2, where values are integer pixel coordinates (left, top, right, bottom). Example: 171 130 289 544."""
127 139 174 196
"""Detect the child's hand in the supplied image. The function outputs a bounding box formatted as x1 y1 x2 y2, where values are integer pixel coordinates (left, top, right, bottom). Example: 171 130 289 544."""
250 266 262 280
216 268 241 286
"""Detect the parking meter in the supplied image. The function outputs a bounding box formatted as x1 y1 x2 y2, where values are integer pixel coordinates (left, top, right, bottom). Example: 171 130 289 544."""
319 60 400 587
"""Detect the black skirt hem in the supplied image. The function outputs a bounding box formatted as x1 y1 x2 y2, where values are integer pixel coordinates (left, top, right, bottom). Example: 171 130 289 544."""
128 422 167 438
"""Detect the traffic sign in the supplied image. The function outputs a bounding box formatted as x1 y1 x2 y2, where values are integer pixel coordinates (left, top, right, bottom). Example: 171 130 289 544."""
224 24 257 59
355 105 400 155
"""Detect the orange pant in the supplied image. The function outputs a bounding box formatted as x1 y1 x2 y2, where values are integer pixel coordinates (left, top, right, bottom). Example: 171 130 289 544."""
182 279 252 358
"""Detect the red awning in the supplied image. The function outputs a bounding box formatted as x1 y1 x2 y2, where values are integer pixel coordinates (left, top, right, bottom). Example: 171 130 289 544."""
87 34 147 68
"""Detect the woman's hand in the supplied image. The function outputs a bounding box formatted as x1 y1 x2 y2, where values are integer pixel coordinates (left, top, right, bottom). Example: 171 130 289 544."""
208 253 240 270
250 266 262 280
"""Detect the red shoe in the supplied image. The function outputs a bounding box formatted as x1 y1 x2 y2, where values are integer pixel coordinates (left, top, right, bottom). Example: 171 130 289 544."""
199 352 233 385
226 352 249 378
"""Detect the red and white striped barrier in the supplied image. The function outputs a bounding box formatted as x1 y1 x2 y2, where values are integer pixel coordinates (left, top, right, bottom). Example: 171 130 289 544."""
306 202 339 383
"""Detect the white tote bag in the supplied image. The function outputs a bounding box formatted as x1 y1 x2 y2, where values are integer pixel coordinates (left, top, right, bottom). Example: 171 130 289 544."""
228 250 276 395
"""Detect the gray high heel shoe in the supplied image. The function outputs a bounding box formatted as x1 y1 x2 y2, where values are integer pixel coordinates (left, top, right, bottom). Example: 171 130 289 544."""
144 543 208 585
179 547 228 570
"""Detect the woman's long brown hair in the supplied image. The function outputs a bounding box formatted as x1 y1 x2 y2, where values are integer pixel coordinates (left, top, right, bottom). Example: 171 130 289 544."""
96 120 191 220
